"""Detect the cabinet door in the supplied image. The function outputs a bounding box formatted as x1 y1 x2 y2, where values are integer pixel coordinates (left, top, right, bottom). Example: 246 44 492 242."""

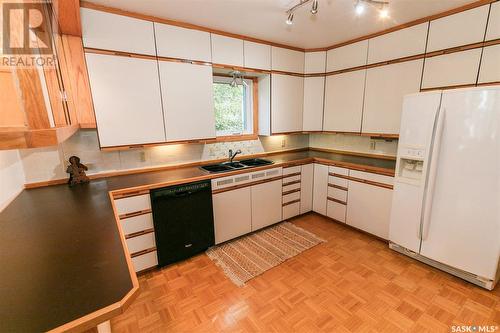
303 77 325 131
300 164 314 214
213 187 252 244
312 164 328 215
346 181 393 239
81 8 156 55
272 47 305 73
486 1 500 41
323 70 365 132
211 34 244 66
154 23 211 62
158 61 216 141
426 5 489 52
326 40 368 72
305 51 326 74
85 53 165 147
421 49 482 89
478 45 500 84
362 59 423 135
244 41 271 70
251 180 282 231
271 74 304 133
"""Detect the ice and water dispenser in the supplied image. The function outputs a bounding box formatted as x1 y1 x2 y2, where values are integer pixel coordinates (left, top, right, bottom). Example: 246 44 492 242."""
397 147 426 184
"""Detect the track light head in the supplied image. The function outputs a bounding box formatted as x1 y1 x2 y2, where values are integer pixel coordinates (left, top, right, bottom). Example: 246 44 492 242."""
286 13 294 25
379 5 389 18
355 1 365 15
311 0 318 14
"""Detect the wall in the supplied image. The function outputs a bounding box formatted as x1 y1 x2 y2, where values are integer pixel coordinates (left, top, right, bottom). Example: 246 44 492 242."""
20 130 310 184
0 150 25 211
309 133 398 157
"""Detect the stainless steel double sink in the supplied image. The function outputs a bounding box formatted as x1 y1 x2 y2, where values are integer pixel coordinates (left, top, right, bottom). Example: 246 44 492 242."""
200 158 274 173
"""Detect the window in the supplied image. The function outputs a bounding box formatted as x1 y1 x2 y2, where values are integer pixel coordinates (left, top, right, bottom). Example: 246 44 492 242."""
213 76 253 137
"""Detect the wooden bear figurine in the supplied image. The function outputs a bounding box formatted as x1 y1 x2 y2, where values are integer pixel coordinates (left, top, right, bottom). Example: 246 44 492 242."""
66 156 90 187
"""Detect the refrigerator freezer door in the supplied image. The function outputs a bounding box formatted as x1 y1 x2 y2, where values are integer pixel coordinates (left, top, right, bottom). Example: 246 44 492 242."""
420 87 500 280
389 91 442 252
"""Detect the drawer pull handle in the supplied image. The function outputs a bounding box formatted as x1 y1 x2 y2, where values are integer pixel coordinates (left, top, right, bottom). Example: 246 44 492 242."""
185 243 192 248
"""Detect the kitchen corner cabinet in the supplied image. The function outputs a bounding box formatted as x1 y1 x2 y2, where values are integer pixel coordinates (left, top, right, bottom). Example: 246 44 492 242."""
158 61 216 141
211 34 244 67
421 49 482 89
323 70 365 133
271 74 304 133
303 77 325 131
85 53 165 147
80 8 156 55
362 59 423 134
312 164 328 215
251 180 282 231
300 164 314 214
213 187 252 244
478 45 500 84
154 23 212 62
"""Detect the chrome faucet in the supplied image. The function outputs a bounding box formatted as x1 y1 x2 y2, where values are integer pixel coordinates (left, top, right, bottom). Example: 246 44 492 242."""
228 149 242 163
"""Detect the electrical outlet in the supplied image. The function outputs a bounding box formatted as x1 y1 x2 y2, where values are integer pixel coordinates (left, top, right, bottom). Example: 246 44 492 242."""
140 151 146 162
281 138 286 148
370 141 376 150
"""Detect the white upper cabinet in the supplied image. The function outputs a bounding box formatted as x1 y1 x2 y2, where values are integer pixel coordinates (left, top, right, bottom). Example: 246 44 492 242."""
158 61 215 141
271 74 304 133
211 34 244 66
362 60 423 135
85 53 165 147
478 44 500 84
80 8 156 55
244 41 271 70
154 23 211 62
486 1 500 40
426 5 489 52
422 49 482 89
303 77 325 132
271 47 305 73
304 51 326 74
323 70 365 133
326 40 368 72
367 23 428 64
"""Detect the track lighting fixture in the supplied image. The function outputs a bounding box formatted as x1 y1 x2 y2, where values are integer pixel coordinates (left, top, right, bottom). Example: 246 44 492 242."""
286 13 294 25
285 0 319 25
311 0 318 14
353 0 389 17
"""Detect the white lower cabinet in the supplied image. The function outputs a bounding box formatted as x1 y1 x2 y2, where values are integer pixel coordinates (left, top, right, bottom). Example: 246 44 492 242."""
327 200 347 223
300 164 314 214
312 164 328 215
213 187 252 244
251 180 282 231
346 180 393 239
131 251 158 272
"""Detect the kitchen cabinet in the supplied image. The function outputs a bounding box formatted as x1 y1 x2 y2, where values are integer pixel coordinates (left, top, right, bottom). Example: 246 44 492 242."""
323 70 365 133
300 164 314 214
426 5 489 52
367 23 428 64
158 61 216 141
211 34 244 66
80 8 156 55
362 59 423 134
244 41 271 70
85 53 165 147
485 1 500 40
213 187 252 244
305 51 326 74
478 45 500 84
421 49 482 89
154 23 211 62
312 164 328 215
272 47 305 73
251 179 282 231
303 77 325 131
326 40 368 72
282 166 302 219
271 74 304 133
258 75 271 136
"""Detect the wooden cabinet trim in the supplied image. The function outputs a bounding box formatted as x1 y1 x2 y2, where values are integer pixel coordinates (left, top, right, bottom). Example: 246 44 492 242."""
328 184 348 191
130 246 157 258
329 172 394 190
282 172 301 179
113 190 151 200
125 228 155 239
212 175 283 194
282 188 301 196
118 209 152 220
282 199 301 207
327 197 347 205
282 180 302 187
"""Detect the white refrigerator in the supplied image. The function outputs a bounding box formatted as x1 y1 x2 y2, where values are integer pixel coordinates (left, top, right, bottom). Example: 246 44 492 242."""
389 86 500 290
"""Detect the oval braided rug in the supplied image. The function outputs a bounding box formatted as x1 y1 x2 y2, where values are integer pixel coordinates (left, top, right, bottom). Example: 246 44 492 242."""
206 222 326 286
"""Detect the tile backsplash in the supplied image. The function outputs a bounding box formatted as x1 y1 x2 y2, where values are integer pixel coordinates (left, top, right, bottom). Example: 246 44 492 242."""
309 133 398 157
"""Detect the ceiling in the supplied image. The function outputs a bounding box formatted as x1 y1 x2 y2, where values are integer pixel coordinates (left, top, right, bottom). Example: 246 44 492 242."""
88 0 474 49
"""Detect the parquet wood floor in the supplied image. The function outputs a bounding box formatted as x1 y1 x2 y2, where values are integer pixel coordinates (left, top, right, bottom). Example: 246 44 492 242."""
111 213 500 333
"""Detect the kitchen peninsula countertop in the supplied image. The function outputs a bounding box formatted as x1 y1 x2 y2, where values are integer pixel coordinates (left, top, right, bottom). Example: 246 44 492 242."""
0 149 395 332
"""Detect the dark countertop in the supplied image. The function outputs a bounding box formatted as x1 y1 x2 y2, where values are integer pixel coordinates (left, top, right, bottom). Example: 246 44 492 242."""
0 149 395 332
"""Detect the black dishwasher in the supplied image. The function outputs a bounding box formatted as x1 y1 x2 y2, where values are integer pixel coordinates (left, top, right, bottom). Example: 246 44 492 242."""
150 180 215 267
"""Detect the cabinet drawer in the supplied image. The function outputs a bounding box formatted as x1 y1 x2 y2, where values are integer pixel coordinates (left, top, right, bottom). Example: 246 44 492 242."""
283 182 301 193
329 166 349 176
328 186 347 202
126 232 156 254
283 174 301 184
283 202 300 220
121 213 154 235
327 200 346 223
349 170 393 186
115 194 151 215
283 165 301 175
131 251 158 272
328 175 348 188
283 191 300 204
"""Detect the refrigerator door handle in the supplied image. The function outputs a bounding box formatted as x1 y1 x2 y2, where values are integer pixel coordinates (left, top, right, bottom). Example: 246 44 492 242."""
421 107 446 241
